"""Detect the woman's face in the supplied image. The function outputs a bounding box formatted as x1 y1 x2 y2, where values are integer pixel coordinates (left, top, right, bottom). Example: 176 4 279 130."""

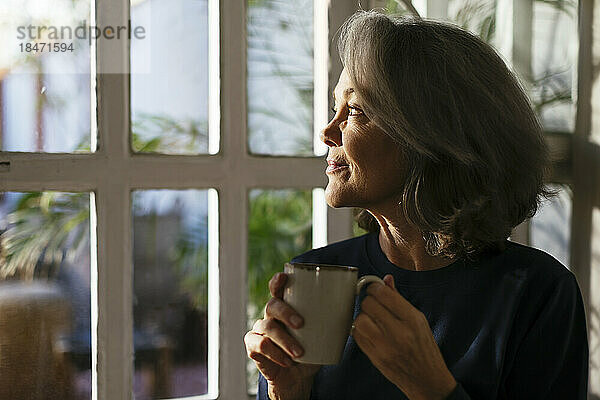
321 69 405 210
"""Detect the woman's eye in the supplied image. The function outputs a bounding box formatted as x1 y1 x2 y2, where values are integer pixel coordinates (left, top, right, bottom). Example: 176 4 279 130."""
347 106 364 117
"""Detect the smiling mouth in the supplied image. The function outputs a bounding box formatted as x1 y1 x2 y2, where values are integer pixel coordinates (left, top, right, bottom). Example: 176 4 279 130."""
326 160 349 174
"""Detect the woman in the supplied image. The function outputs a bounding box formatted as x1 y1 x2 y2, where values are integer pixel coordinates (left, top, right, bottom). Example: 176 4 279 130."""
244 11 588 400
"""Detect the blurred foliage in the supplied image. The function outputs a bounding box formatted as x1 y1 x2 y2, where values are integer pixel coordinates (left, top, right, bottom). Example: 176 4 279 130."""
536 0 577 17
0 192 89 280
246 0 314 155
132 112 208 154
384 0 496 42
531 68 573 113
352 219 369 238
384 0 420 16
450 0 496 42
247 190 312 322
170 220 209 310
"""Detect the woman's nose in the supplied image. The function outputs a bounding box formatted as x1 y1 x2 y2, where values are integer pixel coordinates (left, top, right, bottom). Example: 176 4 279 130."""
320 119 343 147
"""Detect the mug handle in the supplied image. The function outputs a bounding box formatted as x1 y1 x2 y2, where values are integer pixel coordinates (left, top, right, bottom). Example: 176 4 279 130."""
356 275 385 295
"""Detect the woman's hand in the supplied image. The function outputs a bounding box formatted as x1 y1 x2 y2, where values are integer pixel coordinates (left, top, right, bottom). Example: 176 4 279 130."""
244 272 320 400
353 275 457 400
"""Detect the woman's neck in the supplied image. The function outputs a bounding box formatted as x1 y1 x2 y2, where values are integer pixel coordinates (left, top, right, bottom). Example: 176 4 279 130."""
367 204 454 271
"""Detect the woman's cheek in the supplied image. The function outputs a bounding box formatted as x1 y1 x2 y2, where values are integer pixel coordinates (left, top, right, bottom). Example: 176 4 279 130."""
343 124 370 149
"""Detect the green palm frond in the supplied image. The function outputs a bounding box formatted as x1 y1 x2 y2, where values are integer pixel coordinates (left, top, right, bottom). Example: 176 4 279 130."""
247 190 312 321
131 112 208 154
0 192 89 281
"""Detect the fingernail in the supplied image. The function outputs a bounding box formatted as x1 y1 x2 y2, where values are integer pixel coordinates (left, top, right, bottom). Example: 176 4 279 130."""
291 346 302 357
290 315 303 328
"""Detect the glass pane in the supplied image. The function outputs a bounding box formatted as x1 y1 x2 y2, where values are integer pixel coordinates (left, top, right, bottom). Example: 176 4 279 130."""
447 0 496 43
0 0 92 152
132 190 209 399
247 0 314 156
532 0 577 132
530 184 572 268
130 0 210 154
246 189 312 394
380 0 415 15
0 192 91 399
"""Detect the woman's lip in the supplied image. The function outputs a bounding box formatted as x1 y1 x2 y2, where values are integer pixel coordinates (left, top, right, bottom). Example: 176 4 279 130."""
326 160 349 167
326 165 349 174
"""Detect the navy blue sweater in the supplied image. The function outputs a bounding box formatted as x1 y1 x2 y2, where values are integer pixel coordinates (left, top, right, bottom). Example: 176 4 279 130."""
256 233 588 399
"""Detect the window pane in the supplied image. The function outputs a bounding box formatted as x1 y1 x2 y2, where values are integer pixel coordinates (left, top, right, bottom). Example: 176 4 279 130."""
247 0 314 156
0 0 92 152
132 190 209 399
246 189 312 394
447 0 496 43
530 184 571 268
532 0 577 132
380 1 414 15
0 192 91 399
130 0 210 154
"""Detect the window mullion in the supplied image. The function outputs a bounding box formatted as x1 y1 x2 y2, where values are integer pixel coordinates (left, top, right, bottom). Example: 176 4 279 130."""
0 154 102 191
94 0 132 396
572 1 596 393
495 0 534 82
93 179 132 400
220 184 249 399
221 0 247 397
425 0 448 19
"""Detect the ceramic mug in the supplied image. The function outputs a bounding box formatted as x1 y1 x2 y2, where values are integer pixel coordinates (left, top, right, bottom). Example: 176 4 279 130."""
282 262 385 365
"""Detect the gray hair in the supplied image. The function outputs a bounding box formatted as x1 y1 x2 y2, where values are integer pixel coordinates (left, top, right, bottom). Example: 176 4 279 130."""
339 11 552 259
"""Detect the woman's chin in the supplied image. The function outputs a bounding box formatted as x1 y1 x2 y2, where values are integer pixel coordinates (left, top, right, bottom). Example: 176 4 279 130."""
324 186 354 208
